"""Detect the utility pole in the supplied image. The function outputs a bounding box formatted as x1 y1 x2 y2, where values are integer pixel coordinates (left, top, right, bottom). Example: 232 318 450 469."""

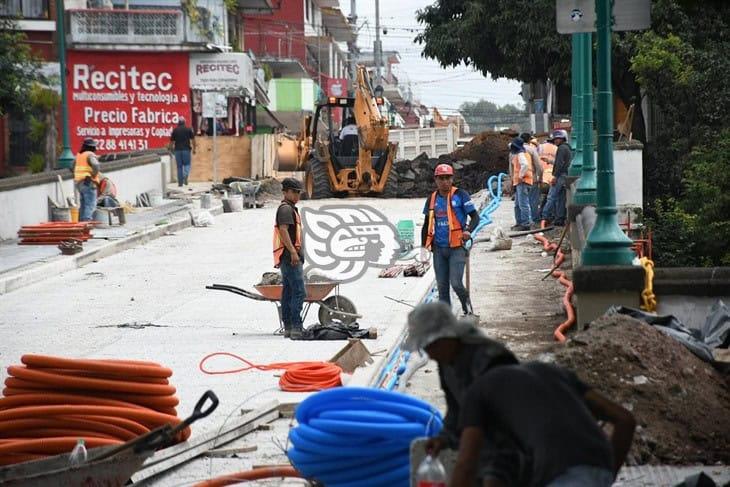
348 0 357 94
56 0 75 169
374 0 382 87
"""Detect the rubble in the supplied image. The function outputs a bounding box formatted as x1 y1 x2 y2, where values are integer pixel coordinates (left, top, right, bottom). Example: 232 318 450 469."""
392 130 517 198
550 314 730 465
257 272 331 286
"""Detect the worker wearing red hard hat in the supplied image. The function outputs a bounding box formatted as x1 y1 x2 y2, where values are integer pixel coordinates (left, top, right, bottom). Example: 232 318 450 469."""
421 163 480 316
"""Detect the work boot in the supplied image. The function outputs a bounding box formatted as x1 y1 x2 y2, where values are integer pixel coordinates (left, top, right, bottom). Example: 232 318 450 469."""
184 177 189 186
289 328 303 340
283 329 291 338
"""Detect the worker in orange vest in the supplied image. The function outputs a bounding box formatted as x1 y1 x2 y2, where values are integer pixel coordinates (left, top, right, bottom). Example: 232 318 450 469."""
510 137 534 231
421 164 480 316
273 178 306 339
520 132 543 226
73 138 100 221
538 136 557 220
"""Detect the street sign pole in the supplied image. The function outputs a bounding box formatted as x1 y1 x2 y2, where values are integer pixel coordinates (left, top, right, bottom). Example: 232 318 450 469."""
213 109 217 184
573 32 597 204
568 33 583 176
580 0 634 265
56 0 75 169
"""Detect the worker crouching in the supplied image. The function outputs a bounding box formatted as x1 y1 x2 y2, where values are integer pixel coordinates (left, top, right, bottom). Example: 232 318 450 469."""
273 178 306 339
404 301 636 487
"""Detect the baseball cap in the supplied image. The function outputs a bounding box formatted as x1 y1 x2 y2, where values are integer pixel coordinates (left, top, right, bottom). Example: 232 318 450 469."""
282 177 303 192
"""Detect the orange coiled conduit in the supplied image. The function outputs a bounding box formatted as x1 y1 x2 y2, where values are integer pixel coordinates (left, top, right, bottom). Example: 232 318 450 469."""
0 354 189 466
199 352 342 392
534 228 576 342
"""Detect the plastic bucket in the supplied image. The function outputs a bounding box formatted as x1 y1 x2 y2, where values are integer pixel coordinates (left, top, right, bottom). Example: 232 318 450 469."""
70 207 79 223
200 193 212 209
51 207 71 222
227 194 244 212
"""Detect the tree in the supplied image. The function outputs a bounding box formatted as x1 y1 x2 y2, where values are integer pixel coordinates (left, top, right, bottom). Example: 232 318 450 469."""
0 17 40 117
459 99 527 133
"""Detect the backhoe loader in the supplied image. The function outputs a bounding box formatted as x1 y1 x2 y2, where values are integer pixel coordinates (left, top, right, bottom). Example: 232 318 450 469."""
276 65 398 198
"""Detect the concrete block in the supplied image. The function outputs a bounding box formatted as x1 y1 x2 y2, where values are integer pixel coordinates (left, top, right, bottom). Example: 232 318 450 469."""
573 265 644 327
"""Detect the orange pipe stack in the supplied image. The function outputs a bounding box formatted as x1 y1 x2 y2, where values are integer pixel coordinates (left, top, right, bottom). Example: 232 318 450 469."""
0 355 189 466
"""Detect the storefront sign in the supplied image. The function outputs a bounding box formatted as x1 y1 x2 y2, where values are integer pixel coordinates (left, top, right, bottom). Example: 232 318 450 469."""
67 51 190 153
189 53 254 96
326 77 348 97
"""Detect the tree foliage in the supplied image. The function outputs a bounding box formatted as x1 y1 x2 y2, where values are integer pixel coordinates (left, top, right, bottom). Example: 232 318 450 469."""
0 17 40 117
459 99 526 133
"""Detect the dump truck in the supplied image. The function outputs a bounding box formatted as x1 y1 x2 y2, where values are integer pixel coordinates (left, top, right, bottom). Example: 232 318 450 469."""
276 66 399 198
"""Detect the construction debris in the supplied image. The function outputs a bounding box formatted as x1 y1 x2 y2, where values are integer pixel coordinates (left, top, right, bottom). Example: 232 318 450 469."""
58 238 83 255
550 314 730 465
257 272 331 286
393 130 517 197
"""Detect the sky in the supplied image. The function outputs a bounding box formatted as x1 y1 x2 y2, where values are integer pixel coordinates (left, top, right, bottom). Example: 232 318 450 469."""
340 0 524 115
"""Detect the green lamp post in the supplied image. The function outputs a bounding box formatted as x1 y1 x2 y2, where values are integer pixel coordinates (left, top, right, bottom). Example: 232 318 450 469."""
56 0 75 169
568 34 583 176
573 32 596 205
580 0 634 265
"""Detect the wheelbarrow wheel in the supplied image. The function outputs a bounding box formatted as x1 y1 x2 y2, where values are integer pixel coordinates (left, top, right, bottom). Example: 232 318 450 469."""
318 296 357 325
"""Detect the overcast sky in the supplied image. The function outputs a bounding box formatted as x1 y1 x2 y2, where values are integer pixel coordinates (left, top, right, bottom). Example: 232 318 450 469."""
340 0 524 114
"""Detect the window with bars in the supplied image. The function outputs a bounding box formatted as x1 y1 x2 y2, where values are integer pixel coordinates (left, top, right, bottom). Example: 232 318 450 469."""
0 0 50 19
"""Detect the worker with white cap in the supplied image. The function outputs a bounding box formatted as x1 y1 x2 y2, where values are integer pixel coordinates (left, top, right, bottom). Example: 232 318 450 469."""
405 301 636 487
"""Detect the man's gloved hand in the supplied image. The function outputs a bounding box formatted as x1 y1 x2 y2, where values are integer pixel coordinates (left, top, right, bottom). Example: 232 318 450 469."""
425 436 446 456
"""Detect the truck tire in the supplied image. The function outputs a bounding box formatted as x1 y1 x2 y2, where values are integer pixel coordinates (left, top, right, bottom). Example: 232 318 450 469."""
306 159 334 199
379 168 399 198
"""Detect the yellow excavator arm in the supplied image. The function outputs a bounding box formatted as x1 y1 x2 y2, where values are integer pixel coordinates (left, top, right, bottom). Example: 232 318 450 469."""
353 65 389 151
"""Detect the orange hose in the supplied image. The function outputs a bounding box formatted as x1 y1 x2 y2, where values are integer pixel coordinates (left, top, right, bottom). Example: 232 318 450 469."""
199 352 342 392
192 466 302 487
0 355 188 466
21 355 172 378
534 233 576 341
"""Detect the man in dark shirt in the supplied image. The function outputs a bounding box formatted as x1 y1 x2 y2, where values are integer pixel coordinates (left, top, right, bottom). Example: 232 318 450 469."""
169 117 196 187
273 178 306 339
541 129 572 226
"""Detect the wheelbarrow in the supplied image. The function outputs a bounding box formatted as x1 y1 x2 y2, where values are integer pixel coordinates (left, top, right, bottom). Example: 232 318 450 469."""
0 391 218 487
207 281 361 335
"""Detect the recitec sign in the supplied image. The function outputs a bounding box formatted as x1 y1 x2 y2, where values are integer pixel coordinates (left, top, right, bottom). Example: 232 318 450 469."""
67 51 190 153
189 53 254 96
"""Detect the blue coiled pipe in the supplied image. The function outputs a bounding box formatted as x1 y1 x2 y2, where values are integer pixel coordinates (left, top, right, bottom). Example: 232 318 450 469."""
288 387 443 487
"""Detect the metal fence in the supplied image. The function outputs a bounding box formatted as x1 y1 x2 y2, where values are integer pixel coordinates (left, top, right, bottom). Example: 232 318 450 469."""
68 9 183 44
0 0 49 19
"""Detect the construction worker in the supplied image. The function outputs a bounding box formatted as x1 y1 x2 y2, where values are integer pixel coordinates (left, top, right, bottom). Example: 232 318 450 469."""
73 138 100 221
541 129 572 227
404 301 637 487
96 175 119 208
520 132 543 225
273 178 306 339
421 164 480 316
509 137 533 231
538 136 557 220
169 117 196 187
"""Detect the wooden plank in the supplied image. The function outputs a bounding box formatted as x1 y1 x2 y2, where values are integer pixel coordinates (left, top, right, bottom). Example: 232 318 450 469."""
130 400 280 484
203 444 258 458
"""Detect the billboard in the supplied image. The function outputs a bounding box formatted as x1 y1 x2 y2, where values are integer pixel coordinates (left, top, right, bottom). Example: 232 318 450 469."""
67 51 190 153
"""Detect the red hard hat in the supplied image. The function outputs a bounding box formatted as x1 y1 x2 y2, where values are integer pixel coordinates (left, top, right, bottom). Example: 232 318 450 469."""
434 164 454 176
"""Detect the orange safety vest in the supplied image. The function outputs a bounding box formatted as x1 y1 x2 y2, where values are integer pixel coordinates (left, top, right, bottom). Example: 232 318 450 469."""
511 152 533 186
539 143 557 184
74 151 99 184
425 187 464 250
272 202 302 267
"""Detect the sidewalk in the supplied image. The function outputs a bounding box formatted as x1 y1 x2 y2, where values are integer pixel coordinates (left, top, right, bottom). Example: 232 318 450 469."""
0 187 221 294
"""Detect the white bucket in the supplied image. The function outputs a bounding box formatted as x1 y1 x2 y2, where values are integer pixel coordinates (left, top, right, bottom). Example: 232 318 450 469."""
227 194 243 212
200 193 212 209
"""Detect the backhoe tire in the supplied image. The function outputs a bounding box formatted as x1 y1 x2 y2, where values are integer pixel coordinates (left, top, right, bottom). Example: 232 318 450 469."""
306 159 334 199
379 168 399 198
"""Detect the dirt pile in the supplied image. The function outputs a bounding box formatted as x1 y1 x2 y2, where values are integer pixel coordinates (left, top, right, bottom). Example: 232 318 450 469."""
393 130 517 198
550 314 730 465
258 272 331 286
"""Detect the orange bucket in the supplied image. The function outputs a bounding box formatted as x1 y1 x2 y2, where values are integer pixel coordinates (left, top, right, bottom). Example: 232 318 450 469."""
70 207 79 223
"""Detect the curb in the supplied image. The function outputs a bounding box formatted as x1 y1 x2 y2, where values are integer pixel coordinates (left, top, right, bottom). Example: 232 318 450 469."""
0 205 223 295
347 270 435 388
